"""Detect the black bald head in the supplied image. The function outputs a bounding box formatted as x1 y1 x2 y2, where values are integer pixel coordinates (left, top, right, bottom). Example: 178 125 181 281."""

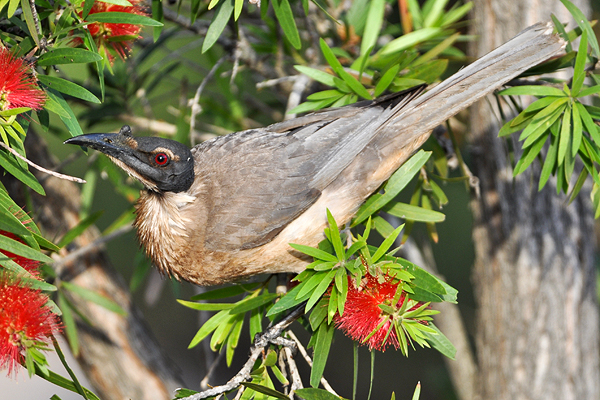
65 126 195 193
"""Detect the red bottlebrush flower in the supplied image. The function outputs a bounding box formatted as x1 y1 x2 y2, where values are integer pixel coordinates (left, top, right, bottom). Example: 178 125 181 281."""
0 231 41 279
0 47 45 111
334 273 429 352
77 0 148 62
0 276 61 376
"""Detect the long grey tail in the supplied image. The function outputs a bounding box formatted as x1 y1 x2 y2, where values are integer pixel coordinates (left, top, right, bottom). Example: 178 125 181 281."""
382 21 565 147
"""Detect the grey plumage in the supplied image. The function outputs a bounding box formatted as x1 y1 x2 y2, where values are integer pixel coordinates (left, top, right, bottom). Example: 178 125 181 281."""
66 22 565 285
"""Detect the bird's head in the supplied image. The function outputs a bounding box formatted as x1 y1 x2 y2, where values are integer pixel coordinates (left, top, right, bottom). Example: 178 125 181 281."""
65 125 195 193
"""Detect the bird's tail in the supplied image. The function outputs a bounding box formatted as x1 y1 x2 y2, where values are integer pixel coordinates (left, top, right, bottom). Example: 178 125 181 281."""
378 21 566 154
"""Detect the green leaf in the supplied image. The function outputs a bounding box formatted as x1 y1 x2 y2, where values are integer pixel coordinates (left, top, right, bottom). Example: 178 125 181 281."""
576 102 600 145
309 297 328 330
52 338 90 400
360 0 385 56
272 0 301 49
226 315 243 366
58 292 79 356
7 0 19 17
557 106 572 165
20 0 39 46
539 127 559 191
514 132 547 176
190 283 258 301
568 168 588 204
577 85 600 98
571 102 583 157
0 232 52 263
85 11 163 26
177 300 235 311
306 270 336 312
319 38 345 77
295 388 342 400
498 85 566 97
423 323 455 359
58 211 103 248
385 202 445 222
289 243 338 262
241 382 289 400
353 150 431 225
326 209 345 261
371 225 403 263
440 1 473 25
572 30 588 96
559 0 599 58
0 150 45 195
188 310 231 348
413 32 460 66
151 0 163 40
520 100 568 146
374 64 400 97
310 322 335 388
378 28 442 56
294 66 336 86
234 0 243 20
249 306 263 340
34 366 100 400
307 90 345 101
230 293 279 314
511 96 561 127
43 89 84 137
37 48 103 66
338 69 372 100
37 76 100 104
422 0 447 27
266 284 307 316
61 281 127 315
83 29 105 102
202 0 233 53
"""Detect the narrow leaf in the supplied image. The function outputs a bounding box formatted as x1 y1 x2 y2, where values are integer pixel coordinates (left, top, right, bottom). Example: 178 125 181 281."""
37 48 103 66
572 30 588 96
360 0 385 56
85 11 163 25
202 0 234 53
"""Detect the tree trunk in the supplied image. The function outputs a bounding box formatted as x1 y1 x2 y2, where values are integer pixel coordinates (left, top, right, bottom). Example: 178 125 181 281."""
469 1 599 399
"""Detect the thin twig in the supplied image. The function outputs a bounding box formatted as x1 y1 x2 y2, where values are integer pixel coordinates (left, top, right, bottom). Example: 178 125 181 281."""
283 344 303 398
285 74 311 120
0 142 86 183
256 76 298 89
200 350 225 390
29 0 42 37
286 331 339 397
52 225 133 272
190 57 227 147
181 307 304 400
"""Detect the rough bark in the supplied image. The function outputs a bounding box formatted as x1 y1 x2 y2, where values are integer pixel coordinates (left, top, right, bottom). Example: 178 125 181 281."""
2 132 186 400
469 2 599 399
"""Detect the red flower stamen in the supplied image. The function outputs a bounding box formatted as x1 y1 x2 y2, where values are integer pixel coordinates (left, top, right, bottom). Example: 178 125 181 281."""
0 276 61 376
334 274 427 352
0 47 45 111
75 0 148 63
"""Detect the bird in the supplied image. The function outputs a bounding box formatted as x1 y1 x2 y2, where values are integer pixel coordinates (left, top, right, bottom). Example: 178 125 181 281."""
65 22 564 286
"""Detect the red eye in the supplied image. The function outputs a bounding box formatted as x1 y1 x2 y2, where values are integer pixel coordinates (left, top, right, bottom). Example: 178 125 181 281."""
154 153 169 165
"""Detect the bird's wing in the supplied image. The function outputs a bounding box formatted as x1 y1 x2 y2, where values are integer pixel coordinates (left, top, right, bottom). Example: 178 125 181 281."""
193 86 425 251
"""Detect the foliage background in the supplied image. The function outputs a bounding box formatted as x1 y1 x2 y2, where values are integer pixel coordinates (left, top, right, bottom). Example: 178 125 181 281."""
0 0 599 398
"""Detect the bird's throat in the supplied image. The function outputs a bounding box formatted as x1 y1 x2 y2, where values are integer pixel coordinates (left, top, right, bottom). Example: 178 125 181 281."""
133 190 196 279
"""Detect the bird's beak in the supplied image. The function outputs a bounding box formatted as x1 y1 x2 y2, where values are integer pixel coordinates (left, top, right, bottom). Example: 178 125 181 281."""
64 133 129 157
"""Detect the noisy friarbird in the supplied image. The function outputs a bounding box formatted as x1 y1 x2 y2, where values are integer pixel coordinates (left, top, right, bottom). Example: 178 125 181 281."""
65 23 564 286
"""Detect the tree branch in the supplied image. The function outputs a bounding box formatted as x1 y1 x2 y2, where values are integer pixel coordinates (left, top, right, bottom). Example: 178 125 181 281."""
182 307 304 400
